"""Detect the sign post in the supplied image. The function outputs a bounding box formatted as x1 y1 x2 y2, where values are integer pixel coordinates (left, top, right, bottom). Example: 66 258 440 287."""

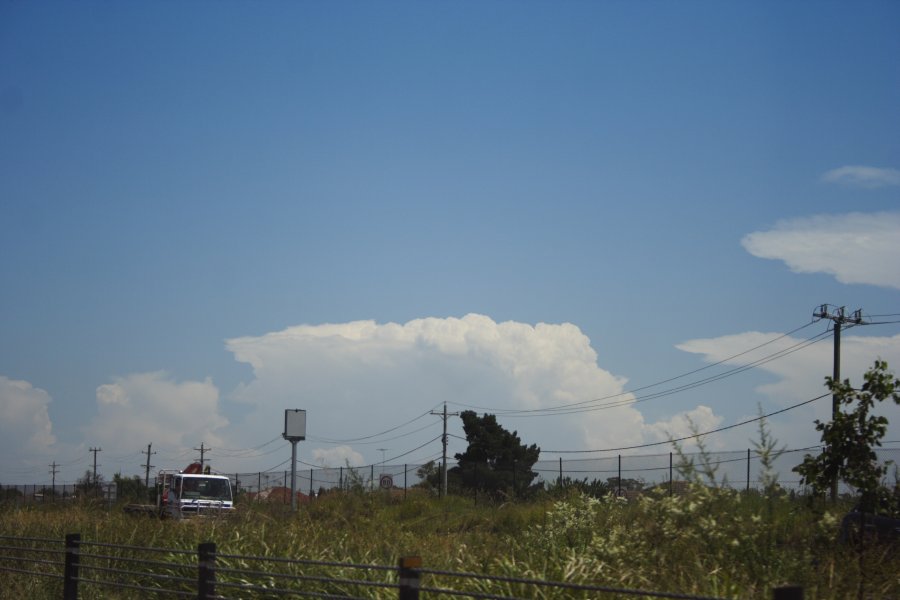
283 409 307 511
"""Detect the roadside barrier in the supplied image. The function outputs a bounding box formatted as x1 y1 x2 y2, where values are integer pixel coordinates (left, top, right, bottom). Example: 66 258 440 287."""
0 532 805 599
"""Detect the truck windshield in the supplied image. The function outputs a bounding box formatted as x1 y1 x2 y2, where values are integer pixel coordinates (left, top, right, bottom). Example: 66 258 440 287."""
181 477 232 501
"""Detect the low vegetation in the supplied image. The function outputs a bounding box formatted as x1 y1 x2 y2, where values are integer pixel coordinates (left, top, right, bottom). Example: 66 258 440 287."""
1 484 898 599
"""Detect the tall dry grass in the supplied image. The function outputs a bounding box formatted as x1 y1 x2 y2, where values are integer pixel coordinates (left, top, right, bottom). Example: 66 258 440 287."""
1 487 898 599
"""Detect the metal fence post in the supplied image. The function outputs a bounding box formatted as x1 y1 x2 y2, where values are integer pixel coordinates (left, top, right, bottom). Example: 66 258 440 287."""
398 556 421 600
198 541 217 600
63 533 81 600
773 586 803 600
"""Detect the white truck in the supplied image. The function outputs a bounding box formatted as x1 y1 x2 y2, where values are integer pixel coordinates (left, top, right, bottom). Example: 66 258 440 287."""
153 463 234 518
125 463 234 519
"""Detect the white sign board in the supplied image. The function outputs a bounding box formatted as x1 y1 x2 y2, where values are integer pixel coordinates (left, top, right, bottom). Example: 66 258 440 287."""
379 474 393 490
283 409 307 440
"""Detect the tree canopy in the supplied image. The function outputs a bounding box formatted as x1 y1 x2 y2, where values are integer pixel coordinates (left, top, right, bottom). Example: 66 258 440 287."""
448 411 540 499
794 359 900 512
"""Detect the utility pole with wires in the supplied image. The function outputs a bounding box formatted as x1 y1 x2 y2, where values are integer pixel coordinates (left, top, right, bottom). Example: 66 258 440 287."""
194 442 209 470
142 443 156 489
813 304 865 501
49 462 59 492
430 402 460 499
89 447 102 486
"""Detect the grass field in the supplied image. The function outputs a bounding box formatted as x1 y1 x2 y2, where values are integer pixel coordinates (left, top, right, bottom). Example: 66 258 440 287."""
2 485 899 599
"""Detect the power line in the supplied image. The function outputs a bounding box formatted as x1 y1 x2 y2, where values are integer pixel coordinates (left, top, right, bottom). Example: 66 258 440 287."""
327 421 441 446
213 436 282 457
449 322 822 416
456 327 832 419
306 404 442 444
542 393 830 454
382 435 444 464
292 435 445 470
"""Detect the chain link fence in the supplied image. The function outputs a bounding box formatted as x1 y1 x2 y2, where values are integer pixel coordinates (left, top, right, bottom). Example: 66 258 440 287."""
4 446 898 504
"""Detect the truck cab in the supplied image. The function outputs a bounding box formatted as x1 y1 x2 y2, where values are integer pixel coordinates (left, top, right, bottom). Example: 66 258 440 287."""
157 465 234 519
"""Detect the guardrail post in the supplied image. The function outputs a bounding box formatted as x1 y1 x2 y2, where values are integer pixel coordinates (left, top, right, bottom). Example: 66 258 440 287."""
197 542 217 600
773 585 803 600
398 556 421 600
63 533 80 600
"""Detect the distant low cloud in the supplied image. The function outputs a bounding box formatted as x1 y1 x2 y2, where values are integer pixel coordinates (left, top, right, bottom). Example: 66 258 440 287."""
741 212 900 289
84 372 228 465
0 376 56 466
312 446 364 467
642 405 723 448
224 314 722 468
822 165 900 188
676 331 900 447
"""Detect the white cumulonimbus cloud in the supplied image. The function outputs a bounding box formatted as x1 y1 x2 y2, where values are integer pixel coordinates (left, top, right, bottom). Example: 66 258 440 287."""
741 212 900 289
223 314 717 468
822 165 900 188
0 376 56 477
83 372 228 466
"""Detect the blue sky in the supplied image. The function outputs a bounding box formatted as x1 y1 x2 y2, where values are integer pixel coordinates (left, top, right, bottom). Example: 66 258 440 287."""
1 1 898 485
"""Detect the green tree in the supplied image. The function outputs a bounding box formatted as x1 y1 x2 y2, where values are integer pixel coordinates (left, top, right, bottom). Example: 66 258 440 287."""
414 460 441 494
113 473 148 503
449 411 540 500
75 470 104 497
548 476 612 499
794 360 900 512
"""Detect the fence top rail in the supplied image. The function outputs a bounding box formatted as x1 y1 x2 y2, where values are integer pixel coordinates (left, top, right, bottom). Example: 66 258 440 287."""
79 539 196 556
0 565 65 580
417 568 728 600
0 544 63 556
0 534 62 544
78 562 196 585
216 551 397 572
78 551 196 571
